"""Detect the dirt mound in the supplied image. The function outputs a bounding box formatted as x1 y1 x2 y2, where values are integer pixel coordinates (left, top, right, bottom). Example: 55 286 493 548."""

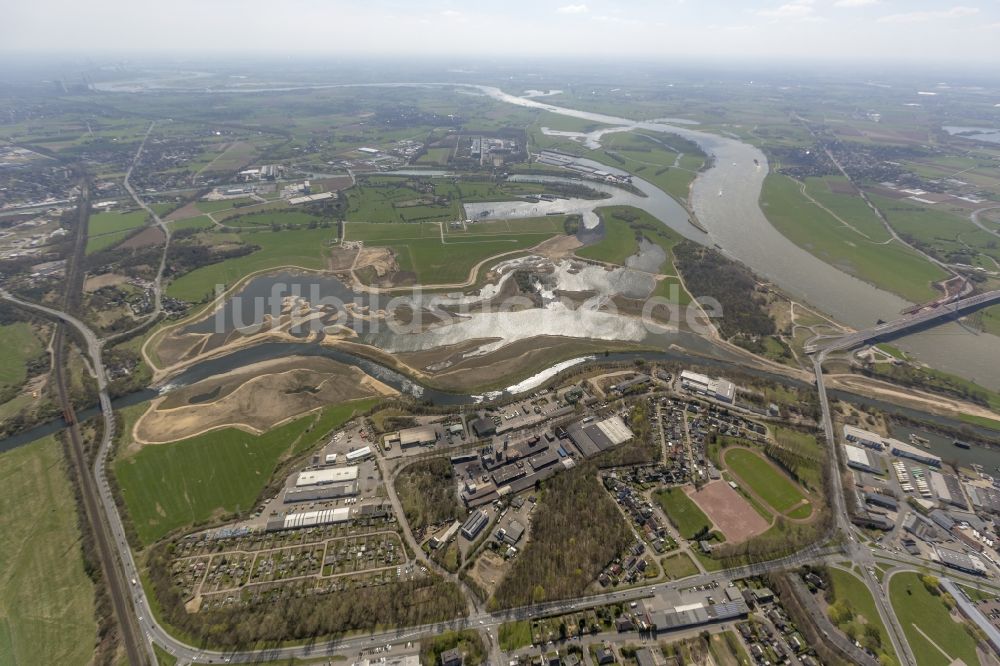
134 356 396 444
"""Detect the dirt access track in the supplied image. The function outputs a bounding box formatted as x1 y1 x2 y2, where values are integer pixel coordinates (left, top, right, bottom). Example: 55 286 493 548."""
685 480 769 544
132 355 395 445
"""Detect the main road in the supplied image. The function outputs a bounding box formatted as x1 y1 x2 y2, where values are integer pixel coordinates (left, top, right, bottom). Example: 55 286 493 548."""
812 346 915 666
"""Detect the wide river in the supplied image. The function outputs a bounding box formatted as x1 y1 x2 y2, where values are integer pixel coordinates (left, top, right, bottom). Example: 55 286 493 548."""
473 85 1000 389
88 76 1000 389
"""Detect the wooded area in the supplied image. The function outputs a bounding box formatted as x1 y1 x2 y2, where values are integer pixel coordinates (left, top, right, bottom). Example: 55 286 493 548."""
490 463 632 609
673 242 775 340
394 457 465 533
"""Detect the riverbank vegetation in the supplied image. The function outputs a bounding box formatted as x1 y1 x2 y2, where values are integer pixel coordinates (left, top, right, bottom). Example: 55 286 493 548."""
672 241 776 340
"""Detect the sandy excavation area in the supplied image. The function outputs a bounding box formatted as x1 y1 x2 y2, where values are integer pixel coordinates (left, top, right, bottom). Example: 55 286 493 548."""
134 356 395 444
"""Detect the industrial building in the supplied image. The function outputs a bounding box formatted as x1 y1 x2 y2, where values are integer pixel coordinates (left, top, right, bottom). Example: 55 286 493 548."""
864 492 898 512
429 521 461 549
395 426 439 449
566 416 635 457
679 370 736 403
289 191 335 205
941 579 1000 655
842 424 885 450
968 486 1000 515
266 507 351 532
471 418 496 438
283 482 358 503
497 519 525 546
889 439 941 467
844 443 882 475
461 510 489 540
930 471 968 509
295 466 359 487
345 446 373 462
935 546 987 575
649 598 749 633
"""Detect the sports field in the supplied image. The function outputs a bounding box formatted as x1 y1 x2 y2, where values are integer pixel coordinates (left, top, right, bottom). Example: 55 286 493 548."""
723 447 810 516
655 486 711 539
115 398 377 544
0 435 96 665
686 480 769 543
889 572 980 666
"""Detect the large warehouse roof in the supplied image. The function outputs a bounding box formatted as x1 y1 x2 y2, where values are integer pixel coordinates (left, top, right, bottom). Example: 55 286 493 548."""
295 465 359 487
596 416 634 445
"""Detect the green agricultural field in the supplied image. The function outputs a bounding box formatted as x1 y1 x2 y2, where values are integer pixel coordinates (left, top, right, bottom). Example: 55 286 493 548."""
576 216 639 265
871 194 1000 267
222 211 322 228
195 198 255 214
889 572 980 666
345 221 436 241
89 209 149 236
723 448 808 514
803 176 891 241
0 322 43 387
165 226 336 303
655 487 712 539
344 220 561 284
86 230 133 254
761 175 946 303
345 177 463 224
168 215 214 232
826 568 897 662
0 435 96 665
86 209 151 254
661 552 699 580
417 147 452 165
115 398 377 545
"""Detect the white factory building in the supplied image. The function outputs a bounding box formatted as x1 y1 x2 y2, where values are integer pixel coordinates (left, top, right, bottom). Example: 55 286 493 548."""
295 465 359 488
679 370 736 403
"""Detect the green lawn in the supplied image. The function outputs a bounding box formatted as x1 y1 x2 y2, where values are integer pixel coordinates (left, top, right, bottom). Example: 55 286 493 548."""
165 227 336 303
723 448 808 514
0 435 96 665
827 568 897 662
0 322 43 387
761 174 946 303
115 398 377 545
661 552 699 580
889 572 980 666
655 487 712 539
498 620 534 651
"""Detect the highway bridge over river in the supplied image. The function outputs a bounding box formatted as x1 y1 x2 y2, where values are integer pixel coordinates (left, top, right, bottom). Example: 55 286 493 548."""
805 289 1000 355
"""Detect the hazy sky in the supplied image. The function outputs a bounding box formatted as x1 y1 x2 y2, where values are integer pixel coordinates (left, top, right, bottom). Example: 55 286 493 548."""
4 0 999 64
